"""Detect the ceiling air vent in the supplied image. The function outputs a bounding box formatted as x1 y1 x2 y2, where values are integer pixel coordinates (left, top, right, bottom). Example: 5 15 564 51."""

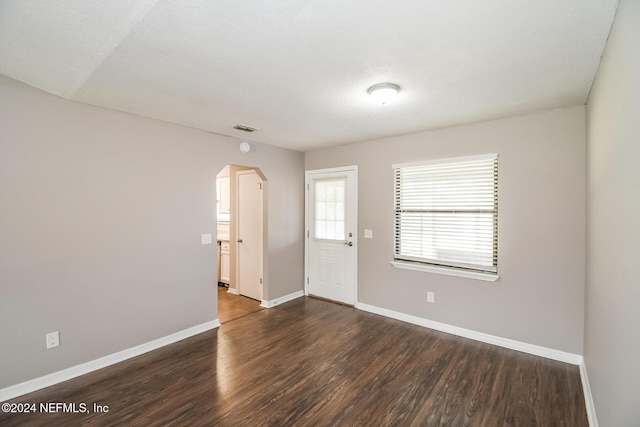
233 124 258 133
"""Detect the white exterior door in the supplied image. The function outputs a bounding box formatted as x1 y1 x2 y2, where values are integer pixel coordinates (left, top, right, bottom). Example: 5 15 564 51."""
237 170 263 301
306 166 357 305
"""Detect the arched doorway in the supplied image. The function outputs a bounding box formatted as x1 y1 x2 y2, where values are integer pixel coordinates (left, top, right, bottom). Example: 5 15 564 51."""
216 164 267 323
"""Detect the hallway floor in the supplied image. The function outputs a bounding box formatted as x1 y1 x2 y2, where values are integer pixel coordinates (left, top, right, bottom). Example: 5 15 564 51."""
217 285 263 324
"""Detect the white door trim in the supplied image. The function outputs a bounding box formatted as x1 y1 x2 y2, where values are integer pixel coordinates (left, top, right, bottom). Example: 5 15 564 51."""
304 165 358 305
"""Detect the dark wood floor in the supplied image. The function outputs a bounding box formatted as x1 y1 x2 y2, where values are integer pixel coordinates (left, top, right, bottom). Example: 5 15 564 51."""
217 285 263 324
1 297 588 426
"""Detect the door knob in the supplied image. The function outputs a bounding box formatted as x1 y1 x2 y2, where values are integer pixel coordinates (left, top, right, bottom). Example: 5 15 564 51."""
344 241 353 246
237 238 243 243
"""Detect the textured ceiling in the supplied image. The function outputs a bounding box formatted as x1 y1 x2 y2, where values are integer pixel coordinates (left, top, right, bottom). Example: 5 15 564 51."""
0 0 618 151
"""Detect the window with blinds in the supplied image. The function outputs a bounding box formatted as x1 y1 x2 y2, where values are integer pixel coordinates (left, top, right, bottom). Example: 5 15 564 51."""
393 154 498 274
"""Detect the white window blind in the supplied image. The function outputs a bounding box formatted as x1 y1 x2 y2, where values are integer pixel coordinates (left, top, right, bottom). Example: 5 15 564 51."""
393 154 498 274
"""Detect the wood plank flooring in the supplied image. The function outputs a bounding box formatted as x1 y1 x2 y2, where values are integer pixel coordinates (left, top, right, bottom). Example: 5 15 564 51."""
217 286 263 324
0 297 588 426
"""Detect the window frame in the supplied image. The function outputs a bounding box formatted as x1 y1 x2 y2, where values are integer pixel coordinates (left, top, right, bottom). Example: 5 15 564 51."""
391 154 499 282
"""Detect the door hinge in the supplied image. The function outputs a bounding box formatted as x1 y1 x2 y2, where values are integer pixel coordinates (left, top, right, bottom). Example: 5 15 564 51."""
258 183 262 190
306 277 309 284
260 278 263 284
307 183 309 191
307 230 309 238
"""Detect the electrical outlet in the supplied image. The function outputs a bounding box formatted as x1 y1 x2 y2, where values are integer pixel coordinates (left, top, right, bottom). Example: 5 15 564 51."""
46 331 59 349
427 292 435 303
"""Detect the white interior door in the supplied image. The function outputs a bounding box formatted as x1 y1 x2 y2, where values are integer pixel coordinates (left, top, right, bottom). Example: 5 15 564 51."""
237 170 263 301
306 167 357 305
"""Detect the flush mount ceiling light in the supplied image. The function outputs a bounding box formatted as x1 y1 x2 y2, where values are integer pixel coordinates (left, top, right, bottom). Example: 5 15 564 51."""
367 83 400 105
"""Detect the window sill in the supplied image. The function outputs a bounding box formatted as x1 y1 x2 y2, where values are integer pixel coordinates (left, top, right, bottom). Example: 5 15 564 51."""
391 261 499 282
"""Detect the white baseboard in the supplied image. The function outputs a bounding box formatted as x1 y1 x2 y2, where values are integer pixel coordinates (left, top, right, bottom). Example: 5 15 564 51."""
261 290 304 308
0 319 221 403
355 302 583 365
227 287 238 295
579 360 598 427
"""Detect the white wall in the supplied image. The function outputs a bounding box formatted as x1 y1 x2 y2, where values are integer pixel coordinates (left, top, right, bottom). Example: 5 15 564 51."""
306 107 586 354
585 0 640 425
0 75 305 389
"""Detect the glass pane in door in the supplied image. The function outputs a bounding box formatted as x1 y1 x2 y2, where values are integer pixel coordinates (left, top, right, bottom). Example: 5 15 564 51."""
314 178 346 240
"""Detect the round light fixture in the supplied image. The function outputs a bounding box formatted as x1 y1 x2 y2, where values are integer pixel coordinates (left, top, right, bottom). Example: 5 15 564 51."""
239 141 251 153
367 83 400 105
